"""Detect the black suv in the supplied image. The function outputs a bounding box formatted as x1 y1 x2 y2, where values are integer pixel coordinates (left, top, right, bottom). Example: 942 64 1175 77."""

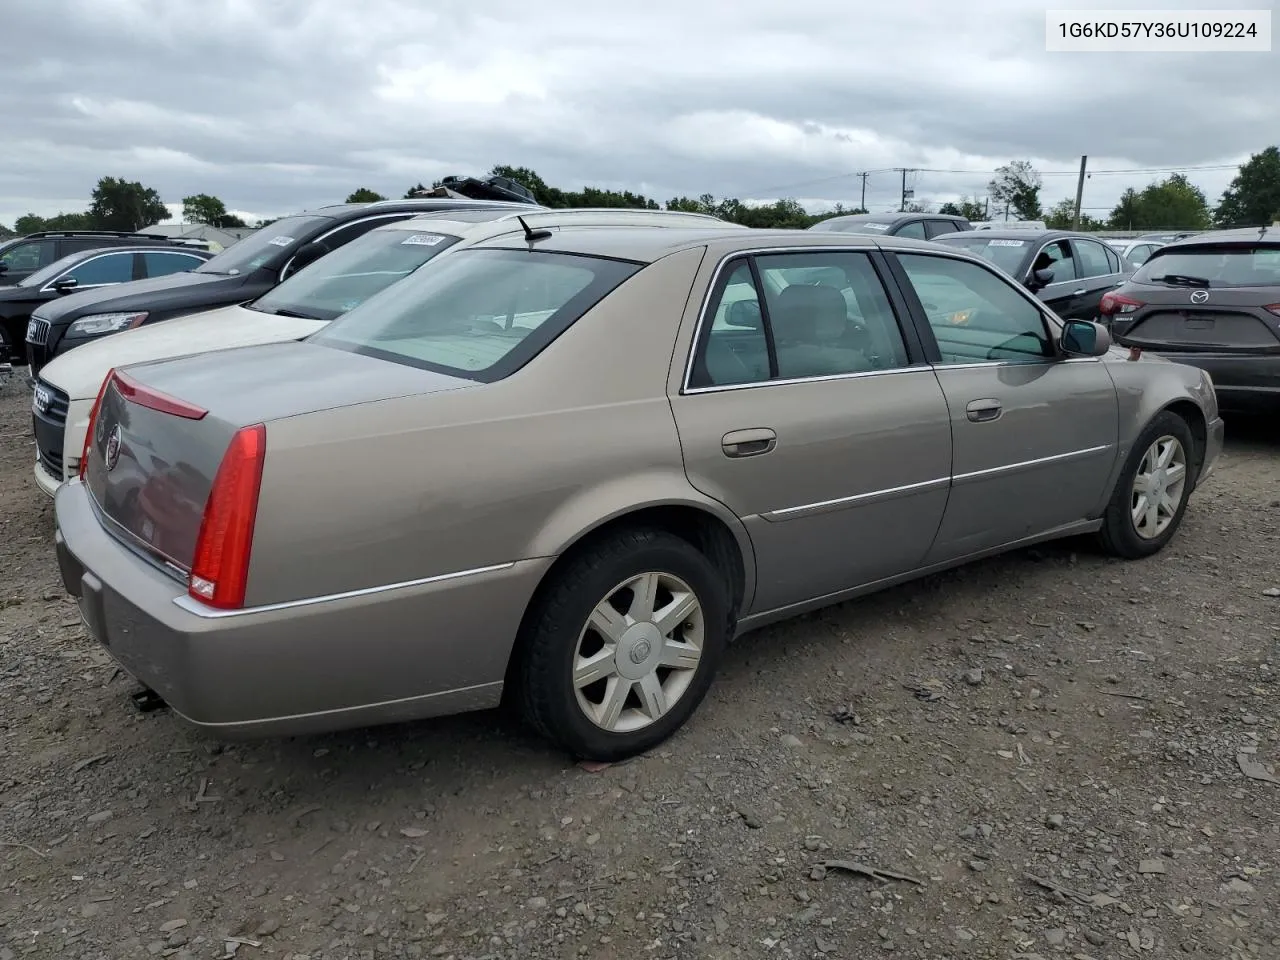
0 245 212 364
807 212 972 240
0 231 205 286
24 197 540 376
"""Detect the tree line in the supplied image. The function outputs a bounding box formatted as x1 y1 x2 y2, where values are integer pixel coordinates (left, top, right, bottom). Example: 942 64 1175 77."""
6 147 1279 238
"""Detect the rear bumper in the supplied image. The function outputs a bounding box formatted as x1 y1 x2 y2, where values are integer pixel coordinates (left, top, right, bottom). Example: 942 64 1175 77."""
54 480 550 737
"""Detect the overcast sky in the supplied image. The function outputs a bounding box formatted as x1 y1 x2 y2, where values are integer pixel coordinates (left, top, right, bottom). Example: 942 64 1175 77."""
1 0 1274 227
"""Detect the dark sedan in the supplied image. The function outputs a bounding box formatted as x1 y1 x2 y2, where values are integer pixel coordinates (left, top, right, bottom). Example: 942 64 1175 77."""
1103 226 1280 411
0 246 211 364
932 229 1132 321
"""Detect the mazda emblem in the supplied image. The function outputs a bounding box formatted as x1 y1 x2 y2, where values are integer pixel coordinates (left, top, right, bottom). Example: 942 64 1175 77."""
104 425 122 472
1190 290 1209 304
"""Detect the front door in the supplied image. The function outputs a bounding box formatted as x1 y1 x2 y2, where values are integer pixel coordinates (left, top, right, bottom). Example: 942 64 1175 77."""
670 249 953 614
1070 237 1127 320
890 251 1119 561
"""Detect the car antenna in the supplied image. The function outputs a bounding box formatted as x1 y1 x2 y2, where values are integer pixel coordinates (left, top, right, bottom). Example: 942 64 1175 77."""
517 214 552 243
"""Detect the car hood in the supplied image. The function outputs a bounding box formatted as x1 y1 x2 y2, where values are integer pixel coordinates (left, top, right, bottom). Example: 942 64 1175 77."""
33 270 251 322
39 303 329 399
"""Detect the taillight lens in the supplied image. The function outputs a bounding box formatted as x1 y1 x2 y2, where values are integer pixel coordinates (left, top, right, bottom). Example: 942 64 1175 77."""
112 369 208 420
1265 304 1280 317
1099 292 1144 316
188 424 267 609
79 369 115 480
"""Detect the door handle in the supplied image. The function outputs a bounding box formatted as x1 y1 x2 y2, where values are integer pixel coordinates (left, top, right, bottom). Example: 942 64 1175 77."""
965 399 1002 423
722 427 776 458
1071 288 1086 296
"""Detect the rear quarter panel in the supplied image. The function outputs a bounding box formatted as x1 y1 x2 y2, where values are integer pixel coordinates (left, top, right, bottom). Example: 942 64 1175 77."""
1095 350 1217 511
245 245 752 607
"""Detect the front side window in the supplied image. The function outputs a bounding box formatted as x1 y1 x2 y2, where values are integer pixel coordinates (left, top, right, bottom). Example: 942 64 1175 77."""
0 239 56 272
63 252 136 286
252 228 463 321
896 253 1053 364
1074 239 1113 278
1031 240 1077 283
311 248 640 381
690 251 910 388
895 221 927 240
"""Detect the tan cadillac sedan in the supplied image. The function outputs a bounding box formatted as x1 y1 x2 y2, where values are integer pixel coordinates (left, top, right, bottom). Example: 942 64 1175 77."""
54 225 1224 760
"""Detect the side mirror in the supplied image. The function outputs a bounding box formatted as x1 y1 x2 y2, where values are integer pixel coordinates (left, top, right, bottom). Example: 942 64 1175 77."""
1026 267 1055 291
1060 319 1112 358
54 277 79 294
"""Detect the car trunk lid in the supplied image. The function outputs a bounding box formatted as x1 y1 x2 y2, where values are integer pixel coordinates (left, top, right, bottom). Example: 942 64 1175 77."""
82 341 478 574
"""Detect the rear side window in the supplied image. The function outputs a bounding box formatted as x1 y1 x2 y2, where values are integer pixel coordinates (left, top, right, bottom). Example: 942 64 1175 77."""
311 249 640 381
895 221 927 240
1074 239 1113 278
1133 246 1280 287
142 251 203 278
689 251 910 389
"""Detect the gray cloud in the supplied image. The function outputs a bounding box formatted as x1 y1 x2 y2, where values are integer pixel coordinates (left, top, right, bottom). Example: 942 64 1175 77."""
1 0 1274 226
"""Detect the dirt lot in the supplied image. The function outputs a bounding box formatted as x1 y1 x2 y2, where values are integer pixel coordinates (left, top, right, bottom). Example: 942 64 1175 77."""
1 375 1277 960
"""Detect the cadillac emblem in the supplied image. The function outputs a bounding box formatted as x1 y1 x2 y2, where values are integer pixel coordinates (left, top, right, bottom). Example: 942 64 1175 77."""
104 424 122 472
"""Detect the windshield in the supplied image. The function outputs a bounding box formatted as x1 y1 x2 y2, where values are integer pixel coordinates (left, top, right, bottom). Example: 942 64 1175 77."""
311 248 640 381
933 236 1029 275
195 215 329 276
1132 246 1280 288
249 228 464 321
20 251 91 288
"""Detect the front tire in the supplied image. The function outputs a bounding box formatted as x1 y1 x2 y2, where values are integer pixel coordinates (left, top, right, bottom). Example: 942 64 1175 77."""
1098 411 1197 559
517 529 729 761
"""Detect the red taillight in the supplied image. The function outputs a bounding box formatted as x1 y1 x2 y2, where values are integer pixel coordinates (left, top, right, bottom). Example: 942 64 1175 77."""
79 369 115 480
113 369 208 420
1265 304 1280 317
188 424 266 610
1099 292 1144 316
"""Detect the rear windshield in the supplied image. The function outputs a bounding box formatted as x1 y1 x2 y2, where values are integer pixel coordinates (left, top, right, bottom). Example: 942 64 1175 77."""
933 235 1029 274
1132 245 1280 288
195 215 329 276
810 219 894 234
248 228 464 321
310 248 641 381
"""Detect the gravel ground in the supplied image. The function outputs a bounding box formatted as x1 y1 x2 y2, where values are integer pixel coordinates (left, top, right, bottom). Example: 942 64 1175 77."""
1 374 1277 960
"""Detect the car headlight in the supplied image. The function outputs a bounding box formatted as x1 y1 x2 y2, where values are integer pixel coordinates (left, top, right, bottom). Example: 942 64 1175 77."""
66 312 149 336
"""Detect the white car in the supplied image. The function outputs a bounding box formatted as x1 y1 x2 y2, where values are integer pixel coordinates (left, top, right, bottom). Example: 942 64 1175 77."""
31 207 740 496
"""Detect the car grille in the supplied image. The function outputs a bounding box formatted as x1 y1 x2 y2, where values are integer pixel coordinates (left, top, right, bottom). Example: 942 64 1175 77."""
32 379 70 481
26 316 51 346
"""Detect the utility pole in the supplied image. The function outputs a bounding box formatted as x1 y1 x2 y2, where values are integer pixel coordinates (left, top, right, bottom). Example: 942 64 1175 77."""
895 168 916 212
856 172 869 212
1072 155 1088 230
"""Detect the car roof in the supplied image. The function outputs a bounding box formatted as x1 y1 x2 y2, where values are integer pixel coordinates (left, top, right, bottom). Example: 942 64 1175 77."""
940 228 1092 242
373 207 739 236
1162 226 1280 248
468 225 948 263
299 198 546 219
816 212 968 226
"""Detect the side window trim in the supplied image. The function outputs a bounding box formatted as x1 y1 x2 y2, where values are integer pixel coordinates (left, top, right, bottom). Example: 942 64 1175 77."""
882 250 1062 368
680 246 927 394
745 256 780 379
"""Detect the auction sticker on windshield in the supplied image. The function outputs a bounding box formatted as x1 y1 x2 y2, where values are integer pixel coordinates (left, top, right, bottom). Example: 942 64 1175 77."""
268 236 295 247
401 234 447 246
988 239 1026 246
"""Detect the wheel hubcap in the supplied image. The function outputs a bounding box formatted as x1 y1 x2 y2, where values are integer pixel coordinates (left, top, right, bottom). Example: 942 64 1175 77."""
1131 434 1187 540
572 571 704 734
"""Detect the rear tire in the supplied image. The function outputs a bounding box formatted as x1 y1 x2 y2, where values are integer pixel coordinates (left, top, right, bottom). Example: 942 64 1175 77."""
1098 411 1197 559
517 529 729 761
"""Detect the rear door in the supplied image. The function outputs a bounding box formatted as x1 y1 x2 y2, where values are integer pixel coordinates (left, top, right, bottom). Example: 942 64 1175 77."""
888 250 1118 561
1071 237 1126 319
670 247 952 614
